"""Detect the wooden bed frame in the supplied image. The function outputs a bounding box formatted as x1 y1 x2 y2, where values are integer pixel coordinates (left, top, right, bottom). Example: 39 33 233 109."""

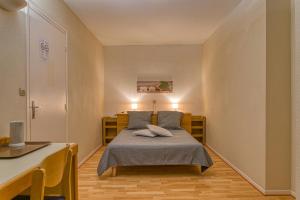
116 113 192 134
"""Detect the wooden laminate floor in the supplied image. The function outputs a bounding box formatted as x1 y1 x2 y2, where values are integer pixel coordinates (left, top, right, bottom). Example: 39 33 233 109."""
78 147 294 200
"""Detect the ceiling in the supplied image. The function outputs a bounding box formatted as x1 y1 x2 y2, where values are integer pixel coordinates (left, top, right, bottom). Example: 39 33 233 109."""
64 0 242 46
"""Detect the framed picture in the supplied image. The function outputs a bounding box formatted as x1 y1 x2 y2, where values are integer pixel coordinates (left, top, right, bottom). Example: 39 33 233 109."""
137 80 173 93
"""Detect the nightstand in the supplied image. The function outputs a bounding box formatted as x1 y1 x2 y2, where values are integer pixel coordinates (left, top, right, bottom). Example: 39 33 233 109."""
191 116 206 144
102 117 117 145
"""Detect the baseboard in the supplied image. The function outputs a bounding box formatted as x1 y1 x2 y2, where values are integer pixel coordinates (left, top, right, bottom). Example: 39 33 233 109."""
78 144 102 167
290 190 296 198
264 190 292 196
206 144 295 196
206 144 267 194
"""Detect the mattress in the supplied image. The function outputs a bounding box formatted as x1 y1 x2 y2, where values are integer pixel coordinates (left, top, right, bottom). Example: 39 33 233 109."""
97 129 213 175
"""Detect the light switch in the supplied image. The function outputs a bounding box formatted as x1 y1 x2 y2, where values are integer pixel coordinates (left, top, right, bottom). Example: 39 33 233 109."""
19 88 26 96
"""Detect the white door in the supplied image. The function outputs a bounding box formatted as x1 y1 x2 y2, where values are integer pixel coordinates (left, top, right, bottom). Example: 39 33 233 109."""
28 6 67 142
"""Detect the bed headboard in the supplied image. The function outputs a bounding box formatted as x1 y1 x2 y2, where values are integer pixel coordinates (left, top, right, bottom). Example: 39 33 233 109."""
116 113 192 134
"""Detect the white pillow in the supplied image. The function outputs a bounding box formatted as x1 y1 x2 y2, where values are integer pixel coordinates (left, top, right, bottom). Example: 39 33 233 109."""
147 125 173 137
133 129 156 137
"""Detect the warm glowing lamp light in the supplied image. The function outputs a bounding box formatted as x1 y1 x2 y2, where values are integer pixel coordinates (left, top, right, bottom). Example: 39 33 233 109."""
131 103 138 110
172 103 179 110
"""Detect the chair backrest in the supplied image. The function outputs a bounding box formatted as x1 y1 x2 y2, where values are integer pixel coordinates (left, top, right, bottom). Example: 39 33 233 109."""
30 145 73 200
40 146 69 187
0 137 9 145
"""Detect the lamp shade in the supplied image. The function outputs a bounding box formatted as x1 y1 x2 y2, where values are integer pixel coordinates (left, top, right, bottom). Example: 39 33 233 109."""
0 0 27 12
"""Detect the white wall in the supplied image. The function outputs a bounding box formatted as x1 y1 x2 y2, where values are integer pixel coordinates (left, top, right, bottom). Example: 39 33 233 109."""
202 0 267 189
0 9 27 136
30 0 105 162
104 45 203 115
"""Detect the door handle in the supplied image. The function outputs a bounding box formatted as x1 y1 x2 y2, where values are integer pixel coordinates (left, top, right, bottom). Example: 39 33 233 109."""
31 101 40 119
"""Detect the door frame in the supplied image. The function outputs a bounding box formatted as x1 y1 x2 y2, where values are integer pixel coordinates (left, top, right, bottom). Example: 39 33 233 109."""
26 1 69 142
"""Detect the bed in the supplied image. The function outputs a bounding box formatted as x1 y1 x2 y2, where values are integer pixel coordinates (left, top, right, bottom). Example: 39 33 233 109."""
97 113 213 176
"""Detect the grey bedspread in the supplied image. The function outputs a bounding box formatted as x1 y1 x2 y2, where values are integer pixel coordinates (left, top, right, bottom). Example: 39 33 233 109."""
97 129 213 175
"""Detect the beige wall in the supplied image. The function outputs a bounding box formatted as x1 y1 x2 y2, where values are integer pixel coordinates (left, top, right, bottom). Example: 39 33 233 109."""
202 0 292 193
201 0 267 189
297 0 300 196
292 0 300 197
104 45 203 115
0 9 27 136
30 0 105 162
265 0 291 191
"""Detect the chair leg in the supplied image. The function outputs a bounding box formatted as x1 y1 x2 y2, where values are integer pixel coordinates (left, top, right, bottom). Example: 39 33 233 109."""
30 168 45 200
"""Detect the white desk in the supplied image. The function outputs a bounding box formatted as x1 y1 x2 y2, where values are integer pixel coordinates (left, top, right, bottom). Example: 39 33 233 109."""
0 143 78 200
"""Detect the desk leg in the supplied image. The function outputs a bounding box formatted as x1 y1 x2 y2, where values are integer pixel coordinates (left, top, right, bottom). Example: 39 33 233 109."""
71 144 78 200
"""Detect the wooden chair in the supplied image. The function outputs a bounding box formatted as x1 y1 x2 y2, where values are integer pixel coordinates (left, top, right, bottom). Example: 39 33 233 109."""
23 145 73 200
0 136 10 145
